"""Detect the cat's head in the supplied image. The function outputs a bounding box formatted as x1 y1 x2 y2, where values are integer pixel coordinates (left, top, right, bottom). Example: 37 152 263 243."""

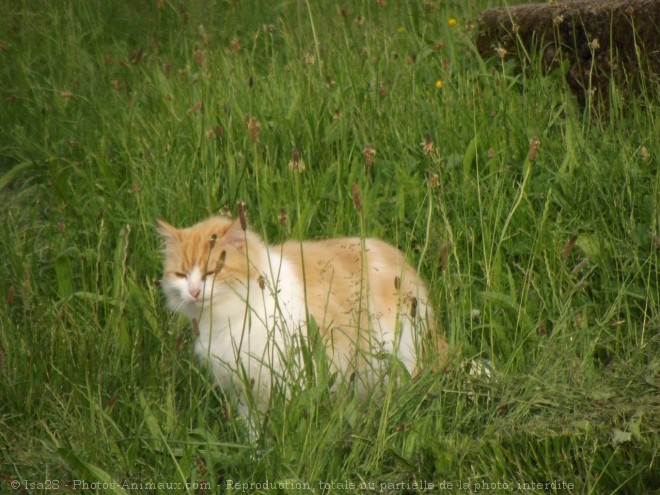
157 216 266 318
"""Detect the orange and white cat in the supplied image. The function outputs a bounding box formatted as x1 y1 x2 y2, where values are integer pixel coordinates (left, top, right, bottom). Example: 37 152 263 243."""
157 215 446 424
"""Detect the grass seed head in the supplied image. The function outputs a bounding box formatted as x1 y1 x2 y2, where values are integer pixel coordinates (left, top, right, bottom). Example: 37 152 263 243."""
422 132 435 155
562 234 578 260
537 322 548 336
195 457 208 475
423 1 438 12
195 50 205 67
216 250 226 273
288 147 305 173
187 101 202 116
130 48 143 65
351 183 362 212
409 297 418 318
237 202 248 231
440 244 449 271
649 230 660 249
278 208 288 226
427 172 441 189
571 257 589 276
362 144 376 168
244 114 261 141
527 138 540 162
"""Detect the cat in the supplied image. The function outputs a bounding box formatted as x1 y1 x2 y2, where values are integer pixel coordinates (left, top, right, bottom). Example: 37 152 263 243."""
157 215 447 428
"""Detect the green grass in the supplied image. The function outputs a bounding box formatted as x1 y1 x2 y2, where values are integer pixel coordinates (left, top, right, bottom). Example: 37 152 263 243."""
1 1 658 493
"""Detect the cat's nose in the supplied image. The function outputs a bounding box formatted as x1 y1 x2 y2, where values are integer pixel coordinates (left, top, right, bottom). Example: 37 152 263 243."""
189 287 201 299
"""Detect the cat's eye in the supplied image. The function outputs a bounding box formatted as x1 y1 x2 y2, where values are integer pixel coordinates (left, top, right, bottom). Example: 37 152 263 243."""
205 270 216 278
174 272 187 279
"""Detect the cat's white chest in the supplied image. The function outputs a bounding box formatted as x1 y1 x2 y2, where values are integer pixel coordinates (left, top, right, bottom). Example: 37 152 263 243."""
193 252 306 407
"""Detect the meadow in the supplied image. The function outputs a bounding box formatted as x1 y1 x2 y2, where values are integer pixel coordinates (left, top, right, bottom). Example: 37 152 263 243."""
1 1 658 493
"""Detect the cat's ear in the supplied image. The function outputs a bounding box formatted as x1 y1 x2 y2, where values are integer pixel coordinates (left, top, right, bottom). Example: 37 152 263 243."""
156 218 180 242
223 219 247 250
